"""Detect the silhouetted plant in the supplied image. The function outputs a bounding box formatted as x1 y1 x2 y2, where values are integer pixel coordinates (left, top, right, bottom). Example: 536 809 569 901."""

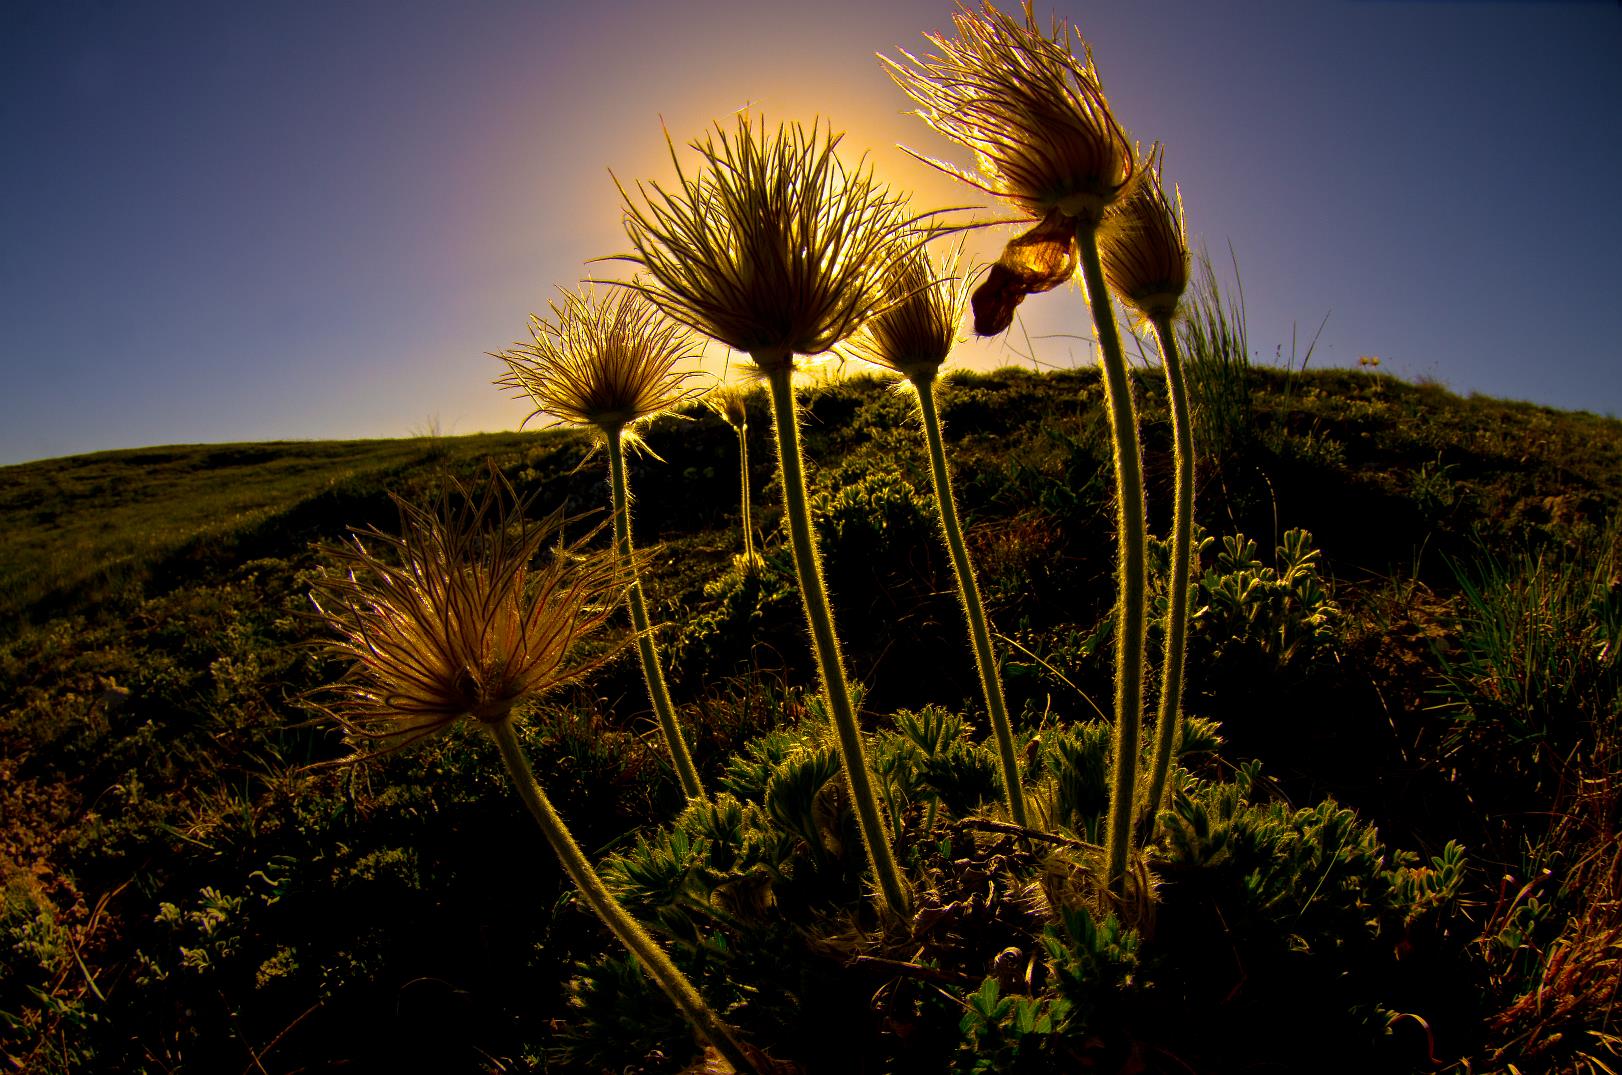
705 383 763 566
615 112 918 918
309 471 759 1073
885 0 1145 895
851 238 1033 829
495 287 708 800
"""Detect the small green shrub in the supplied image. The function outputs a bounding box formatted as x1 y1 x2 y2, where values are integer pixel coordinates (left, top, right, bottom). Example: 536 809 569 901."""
1193 528 1339 670
890 706 1003 817
1043 720 1112 838
810 466 938 583
669 555 800 685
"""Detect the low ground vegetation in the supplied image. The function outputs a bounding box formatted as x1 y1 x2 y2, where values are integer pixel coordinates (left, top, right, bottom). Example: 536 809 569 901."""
2 367 1619 1072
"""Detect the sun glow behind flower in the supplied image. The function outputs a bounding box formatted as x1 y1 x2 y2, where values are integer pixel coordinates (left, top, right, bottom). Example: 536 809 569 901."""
3 0 1619 464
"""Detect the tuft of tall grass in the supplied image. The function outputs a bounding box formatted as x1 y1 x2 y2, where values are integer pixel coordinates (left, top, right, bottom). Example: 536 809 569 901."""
1177 250 1253 464
1436 521 1621 801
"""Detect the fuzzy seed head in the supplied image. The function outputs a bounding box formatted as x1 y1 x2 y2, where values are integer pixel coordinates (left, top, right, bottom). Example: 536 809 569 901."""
704 382 754 431
847 239 970 381
882 1 1133 223
310 469 625 753
494 288 703 441
614 114 916 370
1099 144 1189 321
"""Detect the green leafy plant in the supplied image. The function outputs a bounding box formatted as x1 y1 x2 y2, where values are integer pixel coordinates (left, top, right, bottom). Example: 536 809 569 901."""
1193 528 1340 669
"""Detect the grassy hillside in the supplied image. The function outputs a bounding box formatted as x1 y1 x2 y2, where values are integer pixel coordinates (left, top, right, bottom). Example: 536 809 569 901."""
2 367 1618 1073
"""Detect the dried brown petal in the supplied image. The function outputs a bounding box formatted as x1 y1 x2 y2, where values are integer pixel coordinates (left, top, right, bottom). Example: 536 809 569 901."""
971 209 1078 336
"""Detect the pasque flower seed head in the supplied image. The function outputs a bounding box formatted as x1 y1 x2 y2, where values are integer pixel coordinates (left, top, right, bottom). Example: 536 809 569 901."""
1100 144 1190 321
310 469 624 752
882 1 1133 224
614 114 916 371
495 288 703 443
847 238 970 381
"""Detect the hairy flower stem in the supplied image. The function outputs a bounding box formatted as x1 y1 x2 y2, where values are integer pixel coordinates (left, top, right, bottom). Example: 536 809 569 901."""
737 422 755 562
1076 220 1148 896
762 363 912 919
487 719 756 1074
912 372 1029 828
605 430 705 801
1140 315 1194 832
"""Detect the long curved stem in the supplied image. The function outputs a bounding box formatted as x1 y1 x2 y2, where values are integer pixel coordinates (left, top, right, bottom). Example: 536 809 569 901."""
762 363 911 919
913 373 1029 828
1075 220 1148 896
605 430 705 801
487 719 756 1074
1141 314 1194 831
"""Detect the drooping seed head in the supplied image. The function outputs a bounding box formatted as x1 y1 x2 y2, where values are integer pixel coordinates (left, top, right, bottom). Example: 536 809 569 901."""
1099 144 1189 322
613 114 917 372
882 1 1133 224
847 237 971 382
704 382 754 431
309 468 625 753
494 288 704 443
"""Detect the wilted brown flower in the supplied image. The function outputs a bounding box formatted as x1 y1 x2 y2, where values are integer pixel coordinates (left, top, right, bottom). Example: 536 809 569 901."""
882 1 1133 223
494 288 703 442
613 114 916 371
847 239 972 380
970 209 1078 336
1099 144 1189 321
310 469 624 752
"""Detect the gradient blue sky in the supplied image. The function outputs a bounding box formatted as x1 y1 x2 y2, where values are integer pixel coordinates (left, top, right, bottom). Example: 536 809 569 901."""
3 0 1619 465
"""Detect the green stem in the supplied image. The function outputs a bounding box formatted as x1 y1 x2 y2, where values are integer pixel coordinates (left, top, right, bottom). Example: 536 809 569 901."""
487 719 756 1074
605 430 705 801
737 424 755 562
912 373 1029 828
761 362 912 919
1075 221 1148 896
1141 315 1194 831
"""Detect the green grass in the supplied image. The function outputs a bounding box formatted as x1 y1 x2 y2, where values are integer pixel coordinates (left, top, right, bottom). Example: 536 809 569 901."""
0 434 551 633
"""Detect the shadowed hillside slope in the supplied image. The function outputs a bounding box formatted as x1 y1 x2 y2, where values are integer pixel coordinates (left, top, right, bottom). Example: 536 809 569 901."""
3 367 1618 1074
